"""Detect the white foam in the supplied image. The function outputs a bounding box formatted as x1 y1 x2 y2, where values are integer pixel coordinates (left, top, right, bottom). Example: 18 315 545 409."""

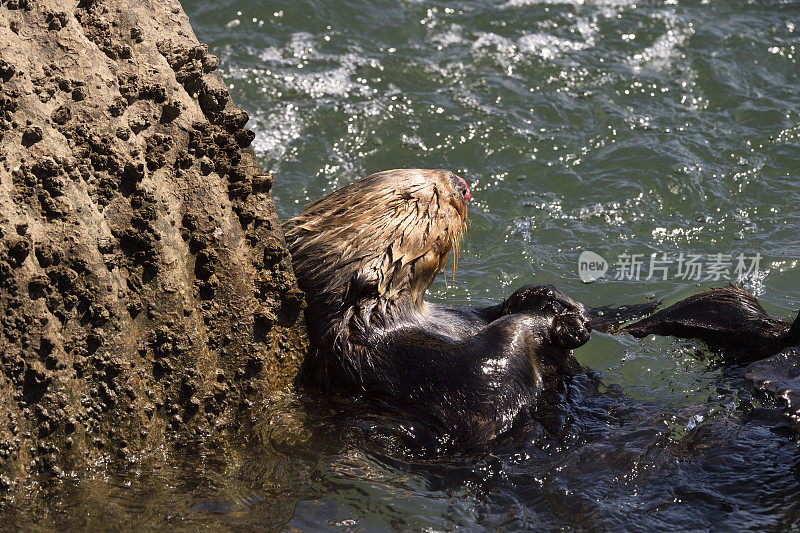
518 32 594 60
626 12 693 73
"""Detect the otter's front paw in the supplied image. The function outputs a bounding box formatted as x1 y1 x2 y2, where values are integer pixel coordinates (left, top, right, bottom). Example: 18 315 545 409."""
502 284 591 349
550 303 591 349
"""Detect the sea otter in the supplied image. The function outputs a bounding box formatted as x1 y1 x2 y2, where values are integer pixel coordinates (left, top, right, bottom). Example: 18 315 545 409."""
284 169 591 448
283 168 800 447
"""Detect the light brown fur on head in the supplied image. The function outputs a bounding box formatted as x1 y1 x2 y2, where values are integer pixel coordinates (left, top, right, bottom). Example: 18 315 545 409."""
284 169 468 313
283 169 470 385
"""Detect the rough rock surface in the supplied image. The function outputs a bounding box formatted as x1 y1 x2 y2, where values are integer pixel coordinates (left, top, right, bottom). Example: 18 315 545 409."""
0 0 306 489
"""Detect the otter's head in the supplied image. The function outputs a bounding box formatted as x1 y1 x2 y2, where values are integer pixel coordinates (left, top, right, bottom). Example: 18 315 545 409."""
284 169 470 326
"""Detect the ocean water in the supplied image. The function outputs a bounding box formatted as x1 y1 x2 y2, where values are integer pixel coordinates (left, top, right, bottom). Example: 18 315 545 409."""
18 0 800 530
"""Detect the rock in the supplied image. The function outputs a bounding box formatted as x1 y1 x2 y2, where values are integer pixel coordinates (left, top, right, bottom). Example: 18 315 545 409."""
0 0 307 491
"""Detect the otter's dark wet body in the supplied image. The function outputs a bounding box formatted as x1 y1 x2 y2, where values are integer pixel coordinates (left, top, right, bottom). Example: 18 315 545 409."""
284 170 592 448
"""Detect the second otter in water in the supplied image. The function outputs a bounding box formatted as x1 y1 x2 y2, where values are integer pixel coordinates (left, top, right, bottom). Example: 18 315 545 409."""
284 169 591 448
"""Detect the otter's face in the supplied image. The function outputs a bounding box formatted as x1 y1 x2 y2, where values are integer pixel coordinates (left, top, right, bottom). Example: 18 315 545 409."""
284 169 470 309
400 169 470 295
432 169 471 220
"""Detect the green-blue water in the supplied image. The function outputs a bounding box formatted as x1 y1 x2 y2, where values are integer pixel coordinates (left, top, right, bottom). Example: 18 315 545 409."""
18 0 800 529
188 0 800 410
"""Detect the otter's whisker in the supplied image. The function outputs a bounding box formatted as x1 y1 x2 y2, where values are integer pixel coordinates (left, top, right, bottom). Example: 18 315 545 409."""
452 236 460 282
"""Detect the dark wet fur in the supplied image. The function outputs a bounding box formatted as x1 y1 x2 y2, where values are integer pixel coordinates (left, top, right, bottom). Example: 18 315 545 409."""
616 285 800 361
296 282 591 451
